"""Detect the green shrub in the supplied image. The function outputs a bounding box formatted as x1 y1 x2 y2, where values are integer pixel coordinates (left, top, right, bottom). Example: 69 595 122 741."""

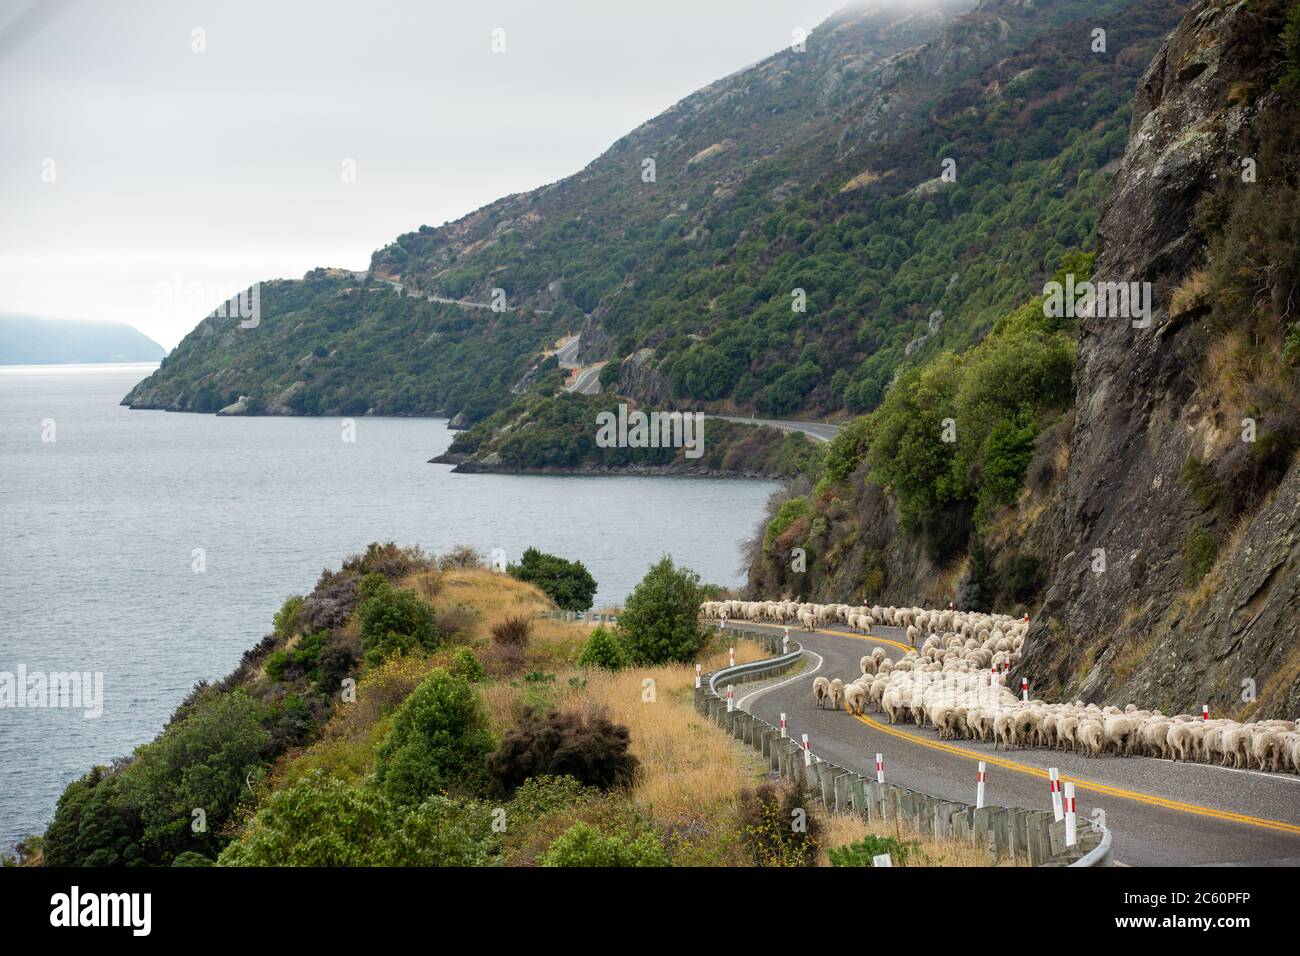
357 581 441 665
1182 528 1218 588
540 822 668 867
508 547 599 612
264 629 327 683
218 771 495 867
576 626 629 670
448 646 486 682
618 556 707 665
171 851 214 867
828 833 923 867
273 595 305 636
374 669 494 804
506 775 598 823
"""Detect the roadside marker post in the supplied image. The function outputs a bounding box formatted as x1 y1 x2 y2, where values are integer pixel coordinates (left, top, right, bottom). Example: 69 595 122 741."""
782 628 789 652
694 663 701 689
1202 704 1210 721
726 685 734 713
779 712 788 738
976 761 986 809
1049 767 1064 822
729 646 735 667
802 734 812 767
875 753 884 784
1064 782 1078 847
1021 677 1029 702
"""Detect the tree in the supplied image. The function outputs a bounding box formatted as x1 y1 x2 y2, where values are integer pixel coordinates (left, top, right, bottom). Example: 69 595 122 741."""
118 690 271 862
618 556 707 665
357 580 441 665
374 669 494 804
576 626 629 670
507 547 598 612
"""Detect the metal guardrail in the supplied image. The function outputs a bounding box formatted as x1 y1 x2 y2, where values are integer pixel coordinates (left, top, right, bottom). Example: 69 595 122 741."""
699 628 1113 867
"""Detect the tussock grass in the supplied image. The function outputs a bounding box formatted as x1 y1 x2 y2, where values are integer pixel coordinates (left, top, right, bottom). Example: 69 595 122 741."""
820 815 1023 867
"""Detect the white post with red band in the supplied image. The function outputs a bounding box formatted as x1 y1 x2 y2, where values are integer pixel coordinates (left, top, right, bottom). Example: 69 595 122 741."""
976 761 986 809
1202 704 1210 721
875 753 884 784
802 734 812 767
694 663 701 689
1049 767 1064 822
729 646 735 667
726 684 734 713
779 713 788 738
1064 782 1078 847
1021 677 1029 702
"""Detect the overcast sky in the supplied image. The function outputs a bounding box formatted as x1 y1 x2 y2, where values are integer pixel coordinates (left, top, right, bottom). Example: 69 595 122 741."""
0 0 864 349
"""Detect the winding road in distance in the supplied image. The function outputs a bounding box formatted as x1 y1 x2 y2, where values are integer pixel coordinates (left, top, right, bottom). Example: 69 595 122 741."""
721 620 1300 866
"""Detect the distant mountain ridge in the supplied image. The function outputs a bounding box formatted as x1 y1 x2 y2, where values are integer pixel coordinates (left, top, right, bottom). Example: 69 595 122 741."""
0 315 165 365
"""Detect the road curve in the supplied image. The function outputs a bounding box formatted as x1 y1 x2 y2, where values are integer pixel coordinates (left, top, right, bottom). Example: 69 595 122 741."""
722 621 1300 866
704 414 840 442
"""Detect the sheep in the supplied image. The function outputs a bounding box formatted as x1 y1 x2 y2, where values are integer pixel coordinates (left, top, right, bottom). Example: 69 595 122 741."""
709 595 1300 778
1077 719 1105 758
813 676 830 709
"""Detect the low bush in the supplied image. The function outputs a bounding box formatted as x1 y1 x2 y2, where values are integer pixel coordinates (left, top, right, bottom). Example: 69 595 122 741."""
357 580 441 665
828 833 923 867
575 626 629 670
737 781 823 867
486 707 639 797
540 822 668 867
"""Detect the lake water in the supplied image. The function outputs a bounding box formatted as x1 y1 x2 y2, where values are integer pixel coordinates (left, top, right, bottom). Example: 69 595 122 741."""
0 363 777 851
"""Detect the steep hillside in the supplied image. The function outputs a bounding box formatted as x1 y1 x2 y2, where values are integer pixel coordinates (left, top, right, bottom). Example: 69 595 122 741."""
748 0 1300 719
123 0 1181 425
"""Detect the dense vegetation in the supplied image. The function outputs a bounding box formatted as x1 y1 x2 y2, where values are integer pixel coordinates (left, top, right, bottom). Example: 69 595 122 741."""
444 391 819 477
31 544 837 868
123 0 1183 429
749 255 1083 603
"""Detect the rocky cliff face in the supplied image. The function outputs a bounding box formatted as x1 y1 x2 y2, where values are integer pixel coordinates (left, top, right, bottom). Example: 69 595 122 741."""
1015 0 1300 718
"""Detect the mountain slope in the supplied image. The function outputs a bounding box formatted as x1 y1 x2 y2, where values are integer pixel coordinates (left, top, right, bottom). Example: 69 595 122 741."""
747 0 1300 719
123 0 1181 425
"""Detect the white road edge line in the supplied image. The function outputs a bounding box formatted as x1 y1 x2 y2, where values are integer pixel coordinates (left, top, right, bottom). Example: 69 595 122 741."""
735 648 823 712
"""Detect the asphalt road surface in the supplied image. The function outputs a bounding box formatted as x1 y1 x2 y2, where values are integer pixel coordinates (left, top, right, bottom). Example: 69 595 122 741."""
721 621 1300 866
705 414 841 442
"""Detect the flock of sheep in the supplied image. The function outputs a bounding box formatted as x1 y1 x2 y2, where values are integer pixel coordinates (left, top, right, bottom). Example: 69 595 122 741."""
701 600 1300 777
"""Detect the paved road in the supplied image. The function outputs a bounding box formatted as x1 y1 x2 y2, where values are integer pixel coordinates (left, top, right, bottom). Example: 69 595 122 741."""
722 621 1300 866
705 414 840 442
565 362 606 395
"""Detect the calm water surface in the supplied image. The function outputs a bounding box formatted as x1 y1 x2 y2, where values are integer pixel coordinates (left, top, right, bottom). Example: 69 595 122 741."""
0 363 776 849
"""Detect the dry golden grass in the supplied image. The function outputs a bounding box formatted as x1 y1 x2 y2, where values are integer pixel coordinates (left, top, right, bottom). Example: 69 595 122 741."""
840 168 882 192
398 567 555 641
819 815 1023 867
1168 268 1210 318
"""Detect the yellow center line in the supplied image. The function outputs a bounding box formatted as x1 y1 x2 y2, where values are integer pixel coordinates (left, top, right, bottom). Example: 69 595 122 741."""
729 620 1300 835
851 710 1300 836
